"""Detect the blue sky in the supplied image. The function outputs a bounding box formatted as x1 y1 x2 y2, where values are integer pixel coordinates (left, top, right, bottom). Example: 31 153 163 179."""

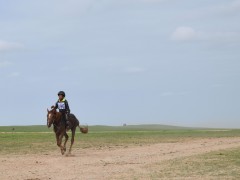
0 0 240 127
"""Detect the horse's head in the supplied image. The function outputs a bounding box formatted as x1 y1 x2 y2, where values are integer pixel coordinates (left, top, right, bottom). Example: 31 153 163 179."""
47 108 57 128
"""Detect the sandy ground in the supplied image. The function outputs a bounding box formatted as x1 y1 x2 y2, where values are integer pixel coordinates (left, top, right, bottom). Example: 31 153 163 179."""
1 137 240 180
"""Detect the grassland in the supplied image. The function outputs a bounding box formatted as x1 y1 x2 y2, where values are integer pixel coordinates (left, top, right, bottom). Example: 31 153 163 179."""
149 148 240 179
1 125 240 155
1 125 240 179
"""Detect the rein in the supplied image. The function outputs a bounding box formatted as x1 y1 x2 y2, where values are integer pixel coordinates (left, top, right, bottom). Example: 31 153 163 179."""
50 112 64 133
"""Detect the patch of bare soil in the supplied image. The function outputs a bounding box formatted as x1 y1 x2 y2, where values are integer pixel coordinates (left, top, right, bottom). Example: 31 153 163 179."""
1 137 240 180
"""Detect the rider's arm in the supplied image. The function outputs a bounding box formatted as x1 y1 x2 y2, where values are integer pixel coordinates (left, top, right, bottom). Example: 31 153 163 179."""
51 102 58 110
65 100 70 114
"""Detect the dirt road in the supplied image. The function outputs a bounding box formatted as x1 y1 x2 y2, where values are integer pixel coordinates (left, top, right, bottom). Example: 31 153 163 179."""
1 137 240 180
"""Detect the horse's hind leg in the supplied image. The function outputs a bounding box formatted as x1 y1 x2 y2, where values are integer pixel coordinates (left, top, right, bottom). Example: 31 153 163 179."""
69 128 76 154
63 133 69 152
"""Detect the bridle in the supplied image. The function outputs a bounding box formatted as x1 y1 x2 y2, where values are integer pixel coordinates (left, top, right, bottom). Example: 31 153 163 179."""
47 111 61 132
47 111 56 126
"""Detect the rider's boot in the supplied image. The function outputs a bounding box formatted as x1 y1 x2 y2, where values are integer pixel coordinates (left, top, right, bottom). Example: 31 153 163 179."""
65 114 72 130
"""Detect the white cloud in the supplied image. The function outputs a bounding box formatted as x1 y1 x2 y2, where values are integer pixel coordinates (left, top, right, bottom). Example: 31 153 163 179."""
0 40 24 51
124 67 146 73
0 61 13 68
171 26 240 42
171 27 198 41
8 72 20 78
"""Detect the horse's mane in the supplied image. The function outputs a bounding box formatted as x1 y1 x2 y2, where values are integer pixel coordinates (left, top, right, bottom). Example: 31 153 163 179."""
50 108 62 122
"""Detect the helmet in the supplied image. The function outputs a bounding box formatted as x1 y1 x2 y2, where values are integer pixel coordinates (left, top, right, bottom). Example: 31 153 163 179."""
58 91 65 97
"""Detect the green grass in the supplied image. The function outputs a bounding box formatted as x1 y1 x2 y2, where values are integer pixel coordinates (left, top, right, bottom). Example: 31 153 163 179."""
0 125 52 132
0 124 189 132
1 125 240 155
1 125 240 179
0 124 236 132
149 148 240 179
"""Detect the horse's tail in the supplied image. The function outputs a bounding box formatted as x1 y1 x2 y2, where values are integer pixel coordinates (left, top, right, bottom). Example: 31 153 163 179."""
70 114 88 134
78 125 88 134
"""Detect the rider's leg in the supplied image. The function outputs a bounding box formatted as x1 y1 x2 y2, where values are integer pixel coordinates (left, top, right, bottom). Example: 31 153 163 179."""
66 113 72 129
61 112 66 126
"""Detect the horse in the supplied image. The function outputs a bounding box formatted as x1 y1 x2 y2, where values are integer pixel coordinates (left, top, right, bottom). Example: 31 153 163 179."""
47 108 88 155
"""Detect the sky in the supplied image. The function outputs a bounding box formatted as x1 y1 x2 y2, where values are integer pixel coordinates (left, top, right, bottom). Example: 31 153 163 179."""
0 0 240 128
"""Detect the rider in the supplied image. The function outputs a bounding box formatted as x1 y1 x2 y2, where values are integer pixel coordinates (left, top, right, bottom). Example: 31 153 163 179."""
53 91 71 129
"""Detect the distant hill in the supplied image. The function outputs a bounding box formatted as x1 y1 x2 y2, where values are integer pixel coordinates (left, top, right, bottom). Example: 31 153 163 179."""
0 124 194 132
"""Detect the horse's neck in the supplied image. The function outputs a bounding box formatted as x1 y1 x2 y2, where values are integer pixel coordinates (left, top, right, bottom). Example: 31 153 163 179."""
54 112 62 123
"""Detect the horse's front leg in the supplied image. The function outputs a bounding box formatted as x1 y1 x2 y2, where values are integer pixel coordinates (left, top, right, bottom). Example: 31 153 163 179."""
63 133 69 152
56 133 65 155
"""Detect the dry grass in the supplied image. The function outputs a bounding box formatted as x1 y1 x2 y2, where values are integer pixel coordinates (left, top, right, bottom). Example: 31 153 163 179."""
145 147 240 179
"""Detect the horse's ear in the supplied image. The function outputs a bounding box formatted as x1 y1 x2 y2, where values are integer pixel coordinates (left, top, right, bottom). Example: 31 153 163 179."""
47 109 49 113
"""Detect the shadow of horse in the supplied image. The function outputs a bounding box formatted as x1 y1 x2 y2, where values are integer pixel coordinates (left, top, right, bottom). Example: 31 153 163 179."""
47 108 88 155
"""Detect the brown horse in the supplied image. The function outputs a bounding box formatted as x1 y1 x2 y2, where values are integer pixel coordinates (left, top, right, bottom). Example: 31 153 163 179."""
47 108 88 155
